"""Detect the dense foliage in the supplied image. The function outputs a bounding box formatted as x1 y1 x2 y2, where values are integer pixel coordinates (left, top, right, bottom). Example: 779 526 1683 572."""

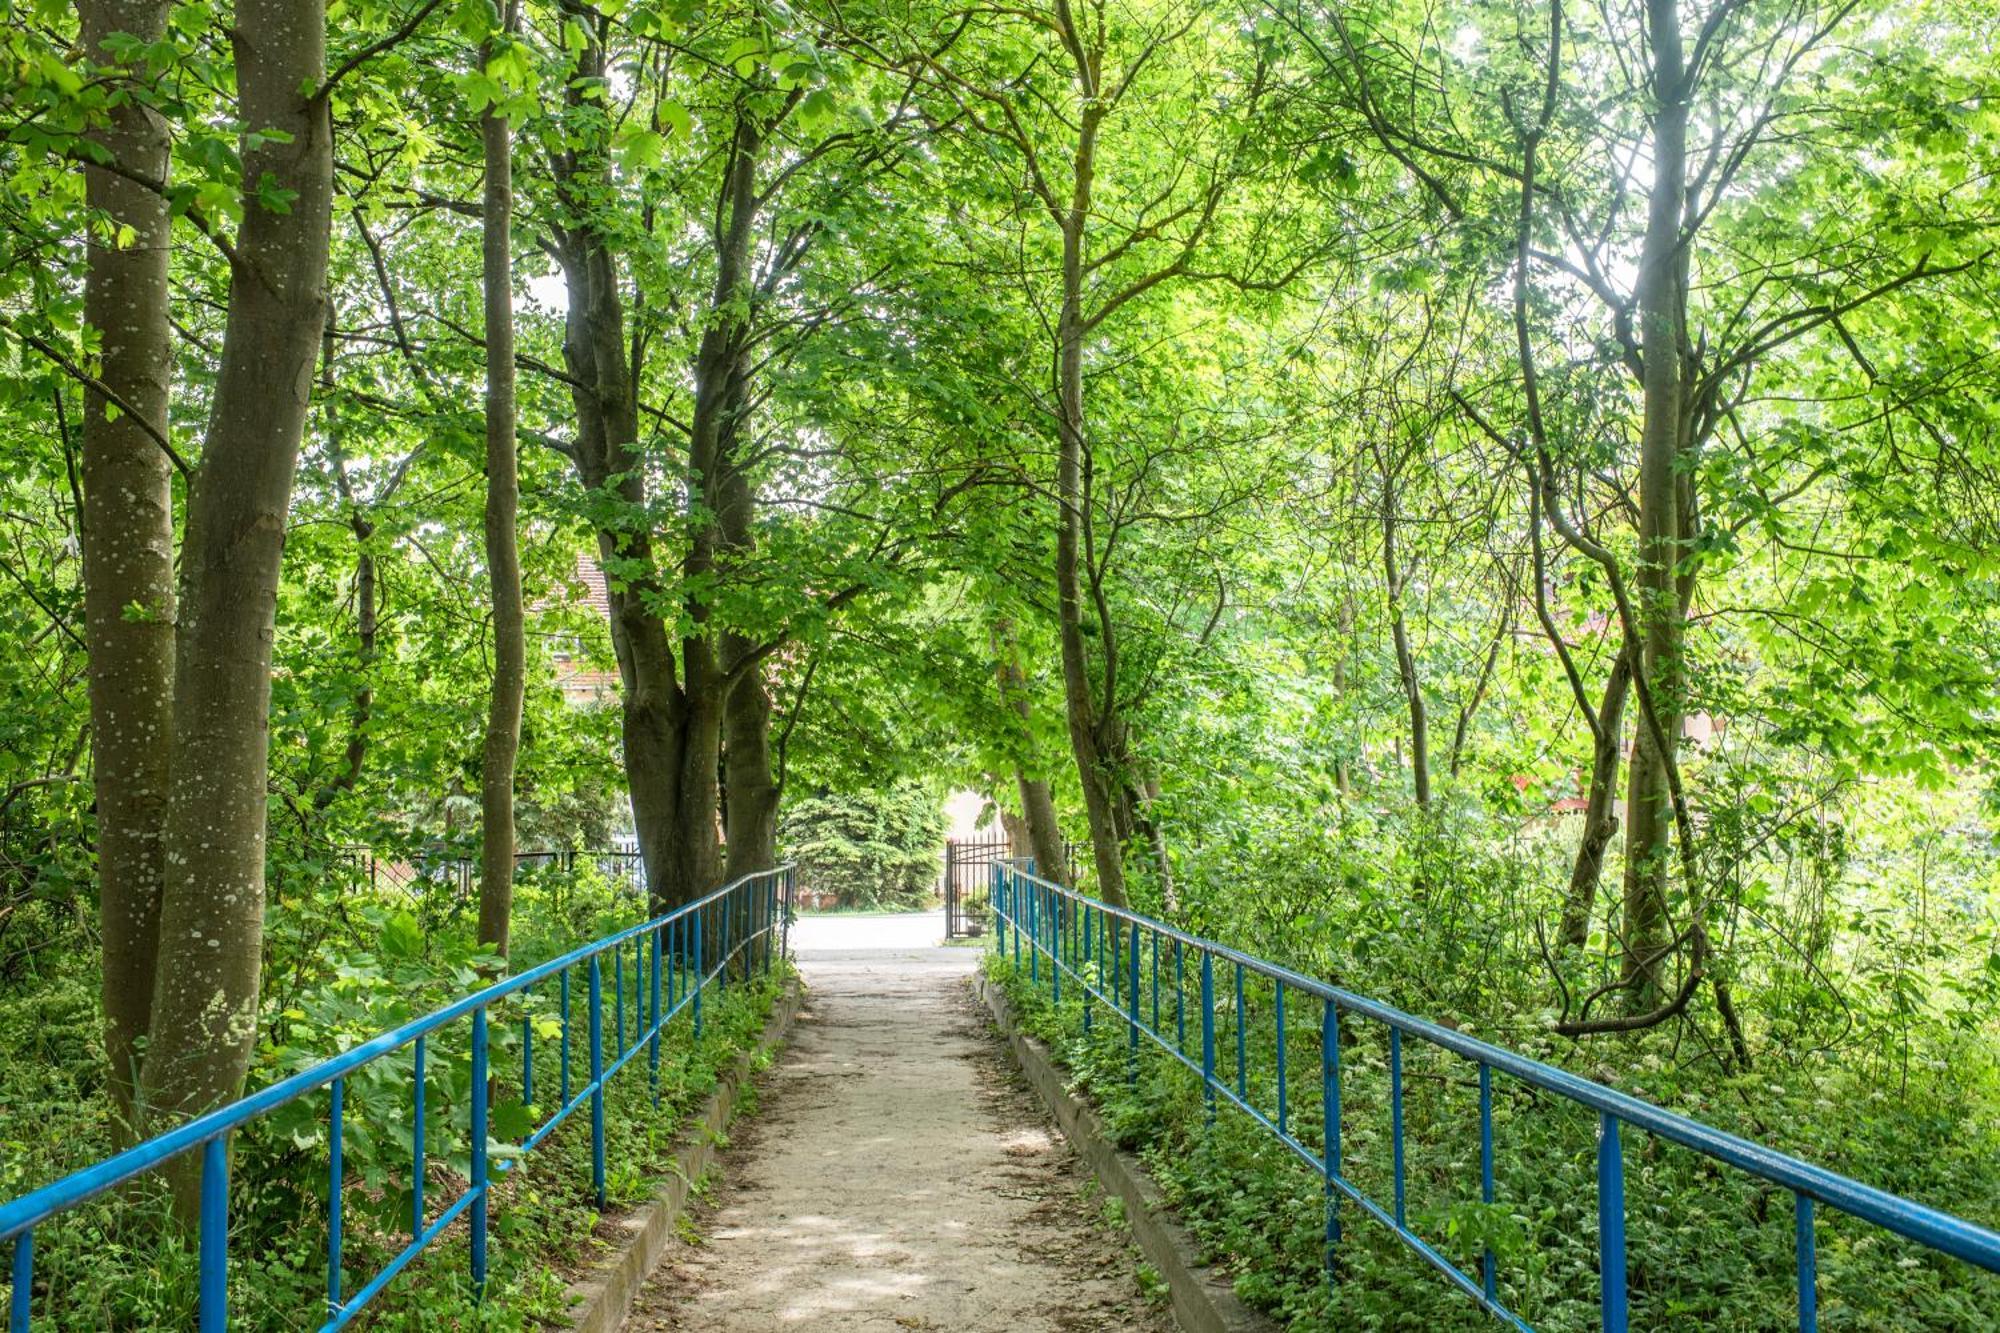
1 0 1998 1324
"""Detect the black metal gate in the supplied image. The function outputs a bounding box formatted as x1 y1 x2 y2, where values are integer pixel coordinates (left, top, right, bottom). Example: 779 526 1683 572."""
943 837 1012 939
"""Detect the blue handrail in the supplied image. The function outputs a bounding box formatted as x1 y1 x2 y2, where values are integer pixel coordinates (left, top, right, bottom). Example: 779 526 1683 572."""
1 864 796 1330
989 862 2000 1331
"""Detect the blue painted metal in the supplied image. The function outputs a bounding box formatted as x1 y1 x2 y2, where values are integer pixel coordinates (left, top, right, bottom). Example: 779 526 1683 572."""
649 925 664 1103
521 984 534 1111
1323 998 1341 1278
989 866 2000 1330
1796 1192 1817 1332
1599 1113 1627 1333
199 1136 227 1333
411 1037 426 1240
328 1078 345 1314
1234 963 1248 1102
1479 1061 1495 1301
1390 1027 1405 1228
0 868 789 1330
470 1007 489 1296
11 1228 30 1333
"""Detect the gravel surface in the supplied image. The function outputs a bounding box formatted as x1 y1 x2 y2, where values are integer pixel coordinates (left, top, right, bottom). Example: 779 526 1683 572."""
622 920 1173 1332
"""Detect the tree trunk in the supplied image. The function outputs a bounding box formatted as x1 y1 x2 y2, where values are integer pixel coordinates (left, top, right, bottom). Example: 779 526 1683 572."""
1558 643 1633 949
992 619 1067 881
141 0 332 1145
78 0 176 1140
477 13 522 959
1619 0 1691 1008
1381 473 1431 808
1053 99 1129 908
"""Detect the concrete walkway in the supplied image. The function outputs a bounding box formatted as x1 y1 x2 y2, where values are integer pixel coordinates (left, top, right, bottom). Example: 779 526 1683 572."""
621 912 1171 1332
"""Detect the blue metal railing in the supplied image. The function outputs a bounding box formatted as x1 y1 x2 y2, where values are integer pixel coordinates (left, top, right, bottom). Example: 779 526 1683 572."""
990 862 2000 1331
0 865 795 1331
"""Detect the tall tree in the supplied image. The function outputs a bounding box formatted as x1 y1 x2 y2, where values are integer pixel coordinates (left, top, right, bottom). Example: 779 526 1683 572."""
478 4 524 958
76 0 177 1138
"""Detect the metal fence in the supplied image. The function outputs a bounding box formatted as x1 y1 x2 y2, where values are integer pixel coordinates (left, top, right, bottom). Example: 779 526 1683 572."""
989 862 2000 1332
335 846 646 922
0 865 795 1331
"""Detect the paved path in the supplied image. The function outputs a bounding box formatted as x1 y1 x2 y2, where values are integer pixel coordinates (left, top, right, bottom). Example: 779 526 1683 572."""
622 913 1171 1332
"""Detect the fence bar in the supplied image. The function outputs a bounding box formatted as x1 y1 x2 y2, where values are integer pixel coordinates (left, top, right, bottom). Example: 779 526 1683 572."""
1323 999 1341 1278
589 957 606 1209
1175 940 1185 1053
1083 903 1094 1035
1480 1061 1495 1300
649 925 664 1101
1796 1193 1817 1332
412 1037 426 1239
1029 876 1039 987
521 985 534 1111
1276 984 1289 1135
693 907 705 1038
1201 953 1216 1122
1151 934 1160 1031
1391 1027 1405 1228
559 970 571 1106
1052 890 1062 1006
614 948 625 1058
198 1136 227 1333
1235 962 1248 1101
1127 920 1141 1082
470 1007 489 1297
328 1077 345 1313
10 1228 30 1333
1599 1113 1627 1333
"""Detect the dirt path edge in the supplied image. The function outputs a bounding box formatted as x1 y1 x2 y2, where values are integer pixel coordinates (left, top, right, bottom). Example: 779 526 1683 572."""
564 977 805 1333
977 972 1284 1333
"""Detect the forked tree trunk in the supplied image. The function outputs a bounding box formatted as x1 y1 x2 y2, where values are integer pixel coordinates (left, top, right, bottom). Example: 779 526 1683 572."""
78 0 176 1140
477 13 523 958
1557 643 1633 949
141 0 333 1146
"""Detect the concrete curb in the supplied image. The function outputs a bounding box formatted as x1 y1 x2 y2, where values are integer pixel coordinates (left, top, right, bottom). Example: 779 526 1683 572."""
978 973 1282 1333
564 976 804 1333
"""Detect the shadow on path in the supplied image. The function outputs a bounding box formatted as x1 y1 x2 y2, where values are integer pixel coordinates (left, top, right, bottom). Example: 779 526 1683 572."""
621 914 1171 1332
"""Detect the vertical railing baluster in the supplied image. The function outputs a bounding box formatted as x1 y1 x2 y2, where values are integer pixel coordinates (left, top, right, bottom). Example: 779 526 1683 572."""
412 1036 427 1239
1028 876 1039 987
559 970 571 1106
1052 888 1062 1006
1796 1193 1817 1332
589 956 606 1209
1391 1027 1405 1228
470 1007 489 1298
1127 920 1141 1082
198 1136 228 1333
1276 983 1289 1137
649 923 664 1103
693 905 705 1038
521 984 534 1114
1480 1061 1495 1301
328 1077 345 1316
1598 1113 1627 1333
1200 952 1216 1122
1175 940 1186 1054
1322 1000 1341 1281
614 946 625 1058
8 1229 30 1333
1235 963 1248 1101
1082 902 1094 1036
1151 934 1160 1031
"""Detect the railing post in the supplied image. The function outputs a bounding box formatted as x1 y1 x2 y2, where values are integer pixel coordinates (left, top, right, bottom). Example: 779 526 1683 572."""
328 1078 345 1316
1127 919 1141 1082
1391 1027 1405 1228
1235 962 1247 1101
1598 1112 1627 1333
693 905 705 1038
1479 1061 1495 1301
1082 902 1094 1036
521 984 534 1112
589 956 606 1209
1276 984 1288 1136
1796 1192 1817 1332
1028 875 1039 987
649 924 663 1102
199 1135 228 1333
1322 999 1341 1281
471 1007 489 1298
558 970 570 1107
1200 952 1216 1123
412 1036 427 1240
9 1228 30 1333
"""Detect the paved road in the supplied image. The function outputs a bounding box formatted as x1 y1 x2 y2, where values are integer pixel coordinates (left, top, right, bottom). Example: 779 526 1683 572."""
621 913 1169 1332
